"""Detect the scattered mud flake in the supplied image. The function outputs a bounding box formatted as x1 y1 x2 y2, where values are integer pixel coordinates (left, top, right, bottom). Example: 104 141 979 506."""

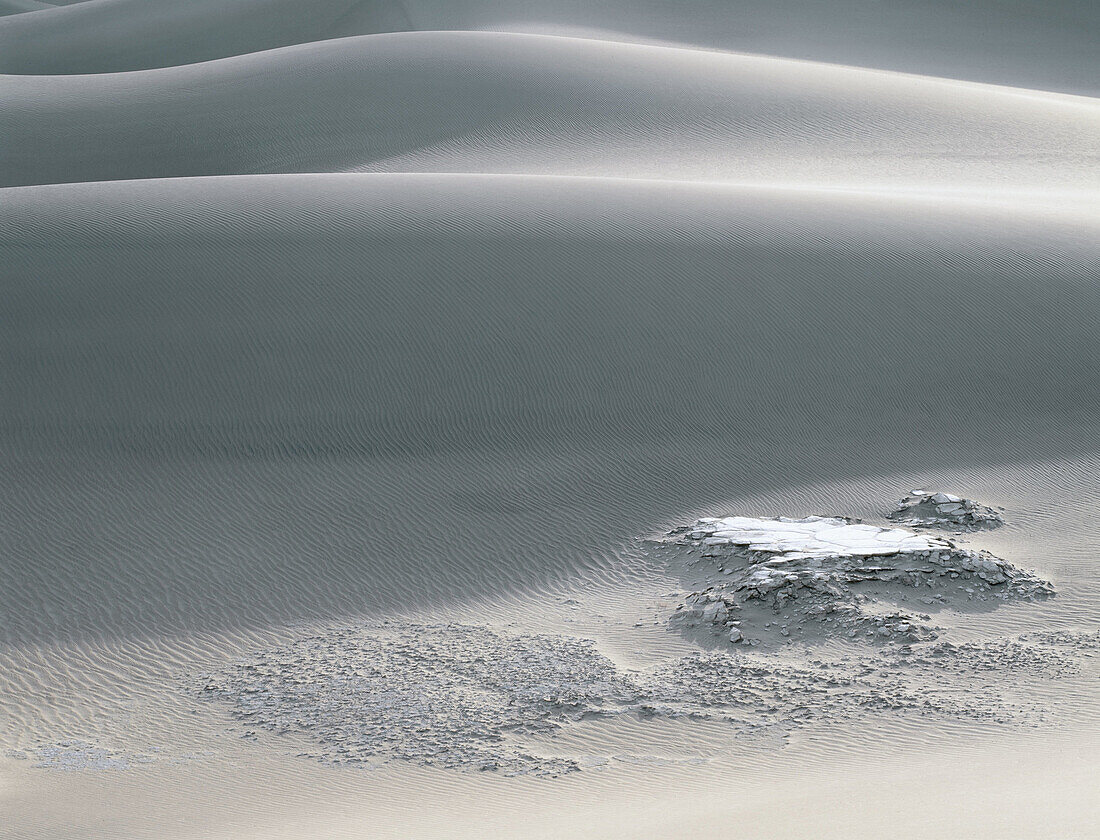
891 637 1083 677
191 616 1090 775
5 741 154 771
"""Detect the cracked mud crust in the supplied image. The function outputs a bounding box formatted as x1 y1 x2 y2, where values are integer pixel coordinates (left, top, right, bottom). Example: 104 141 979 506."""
186 509 1071 777
190 621 1095 776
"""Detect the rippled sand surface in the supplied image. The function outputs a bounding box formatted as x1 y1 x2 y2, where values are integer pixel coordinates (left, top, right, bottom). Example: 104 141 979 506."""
2 2 1098 838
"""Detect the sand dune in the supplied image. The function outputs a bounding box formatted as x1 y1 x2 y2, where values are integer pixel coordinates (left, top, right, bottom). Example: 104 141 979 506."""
4 32 1098 203
2 0 1098 95
0 0 412 73
3 2 1099 838
0 0 54 16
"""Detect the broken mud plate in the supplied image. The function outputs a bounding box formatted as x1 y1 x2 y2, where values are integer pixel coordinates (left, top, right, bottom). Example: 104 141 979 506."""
889 490 1005 530
665 515 1051 646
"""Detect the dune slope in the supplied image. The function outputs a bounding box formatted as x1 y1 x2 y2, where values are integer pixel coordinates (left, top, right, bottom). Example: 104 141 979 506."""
0 0 411 73
6 173 1098 456
3 32 1098 202
4 172 1099 643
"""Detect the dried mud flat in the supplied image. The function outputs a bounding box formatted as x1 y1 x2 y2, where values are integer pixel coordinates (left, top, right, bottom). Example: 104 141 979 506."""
188 621 1098 777
186 494 1097 777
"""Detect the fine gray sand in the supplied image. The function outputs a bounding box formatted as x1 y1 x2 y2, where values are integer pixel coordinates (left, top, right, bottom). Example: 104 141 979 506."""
2 2 1099 839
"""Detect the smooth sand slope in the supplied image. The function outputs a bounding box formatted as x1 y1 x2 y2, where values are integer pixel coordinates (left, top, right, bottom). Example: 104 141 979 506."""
0 0 412 72
2 0 1099 95
4 32 1099 201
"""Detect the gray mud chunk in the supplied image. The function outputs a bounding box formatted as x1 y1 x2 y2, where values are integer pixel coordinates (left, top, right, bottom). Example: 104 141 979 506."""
889 490 1005 531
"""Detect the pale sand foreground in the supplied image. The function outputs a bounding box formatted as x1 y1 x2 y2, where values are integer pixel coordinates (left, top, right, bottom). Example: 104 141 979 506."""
5 462 1099 838
2 1 1099 838
5 731 1097 839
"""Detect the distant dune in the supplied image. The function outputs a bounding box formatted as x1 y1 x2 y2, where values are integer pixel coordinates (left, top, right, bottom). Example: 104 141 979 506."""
2 0 1099 95
4 32 1097 204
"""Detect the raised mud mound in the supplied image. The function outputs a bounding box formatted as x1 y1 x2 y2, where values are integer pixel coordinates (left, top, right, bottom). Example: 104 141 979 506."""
665 515 1051 645
889 490 1005 530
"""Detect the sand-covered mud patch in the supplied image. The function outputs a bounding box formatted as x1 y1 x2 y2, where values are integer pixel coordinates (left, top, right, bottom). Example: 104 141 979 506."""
193 619 1097 776
197 625 636 776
